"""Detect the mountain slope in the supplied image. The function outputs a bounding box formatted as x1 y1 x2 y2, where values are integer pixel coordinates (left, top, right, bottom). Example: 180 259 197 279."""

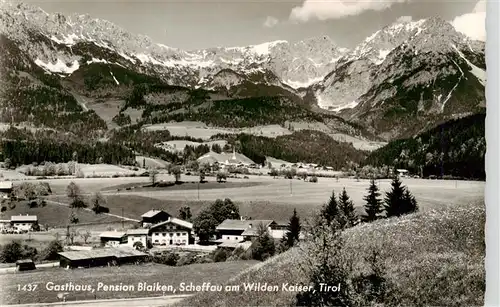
364 113 485 179
314 17 486 139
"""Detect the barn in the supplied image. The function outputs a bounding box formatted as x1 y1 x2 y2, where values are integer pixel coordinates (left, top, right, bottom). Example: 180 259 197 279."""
16 259 36 271
58 247 148 269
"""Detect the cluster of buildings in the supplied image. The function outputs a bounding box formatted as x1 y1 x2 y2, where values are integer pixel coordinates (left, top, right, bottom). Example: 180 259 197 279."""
0 214 38 232
98 209 289 251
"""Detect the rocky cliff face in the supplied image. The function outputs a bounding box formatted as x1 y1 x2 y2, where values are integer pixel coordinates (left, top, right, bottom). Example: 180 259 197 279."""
0 1 486 140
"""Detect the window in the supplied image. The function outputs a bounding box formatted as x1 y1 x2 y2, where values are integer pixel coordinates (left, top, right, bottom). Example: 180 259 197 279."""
176 233 180 236
154 240 159 243
227 236 230 240
235 237 238 240
169 233 173 236
162 233 166 236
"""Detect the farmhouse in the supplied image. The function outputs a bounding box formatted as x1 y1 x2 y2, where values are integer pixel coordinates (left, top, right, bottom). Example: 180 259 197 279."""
141 209 171 227
150 218 193 246
99 231 127 247
0 181 12 199
10 214 38 231
125 228 150 248
197 150 255 168
216 219 275 242
58 247 148 269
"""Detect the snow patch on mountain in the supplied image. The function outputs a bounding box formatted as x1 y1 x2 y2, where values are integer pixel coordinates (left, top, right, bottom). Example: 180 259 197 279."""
284 77 324 89
34 58 80 74
451 44 486 85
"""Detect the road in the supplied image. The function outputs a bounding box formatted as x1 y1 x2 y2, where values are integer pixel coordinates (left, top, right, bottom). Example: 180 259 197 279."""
2 294 192 307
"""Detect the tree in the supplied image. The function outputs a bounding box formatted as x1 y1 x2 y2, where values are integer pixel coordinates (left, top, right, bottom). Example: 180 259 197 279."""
41 240 63 261
66 182 81 202
321 190 342 226
384 176 407 218
251 223 276 261
363 179 383 222
199 171 206 183
90 192 106 214
81 231 91 244
4 158 12 169
384 177 419 217
285 209 301 248
178 206 192 221
69 212 79 224
216 172 227 183
339 188 358 228
67 229 78 245
149 169 159 186
296 216 353 307
0 241 22 263
269 168 279 178
193 198 240 243
171 166 182 183
401 189 418 215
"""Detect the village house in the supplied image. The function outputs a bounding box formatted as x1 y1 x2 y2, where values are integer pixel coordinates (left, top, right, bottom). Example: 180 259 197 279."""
125 228 150 248
0 181 13 199
141 209 171 227
10 214 38 231
215 219 276 242
99 231 127 247
149 218 193 246
0 219 10 230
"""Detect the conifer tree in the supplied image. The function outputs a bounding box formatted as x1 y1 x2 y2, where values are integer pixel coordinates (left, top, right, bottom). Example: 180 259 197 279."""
285 208 301 248
363 179 383 222
384 176 407 218
321 190 341 226
339 188 358 228
401 189 419 215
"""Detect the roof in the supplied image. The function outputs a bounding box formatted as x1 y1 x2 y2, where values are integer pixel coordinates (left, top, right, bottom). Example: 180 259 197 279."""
16 259 34 264
0 219 10 223
150 218 193 230
126 229 149 235
58 247 147 261
216 219 274 232
141 210 168 218
0 181 13 189
197 151 255 166
396 169 409 172
99 231 126 239
10 215 37 222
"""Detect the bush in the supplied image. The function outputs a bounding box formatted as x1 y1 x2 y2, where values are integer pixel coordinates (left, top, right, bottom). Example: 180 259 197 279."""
177 252 197 266
309 176 318 183
153 252 179 266
212 248 229 262
41 240 64 261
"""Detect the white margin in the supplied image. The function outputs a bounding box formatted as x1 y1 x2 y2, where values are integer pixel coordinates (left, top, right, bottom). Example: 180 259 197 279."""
485 0 500 305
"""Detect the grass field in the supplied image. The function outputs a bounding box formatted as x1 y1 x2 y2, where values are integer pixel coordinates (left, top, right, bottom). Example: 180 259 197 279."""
1 202 123 227
113 176 484 211
42 176 484 224
0 261 258 305
178 200 485 306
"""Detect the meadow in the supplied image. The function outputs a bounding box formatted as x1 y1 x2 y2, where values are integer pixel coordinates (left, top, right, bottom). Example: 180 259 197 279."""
177 200 485 306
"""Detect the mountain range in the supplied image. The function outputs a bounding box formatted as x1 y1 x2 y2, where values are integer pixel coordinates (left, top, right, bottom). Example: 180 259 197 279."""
0 1 486 145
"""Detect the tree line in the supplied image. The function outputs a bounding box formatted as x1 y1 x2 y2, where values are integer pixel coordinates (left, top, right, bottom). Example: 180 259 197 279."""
365 113 485 180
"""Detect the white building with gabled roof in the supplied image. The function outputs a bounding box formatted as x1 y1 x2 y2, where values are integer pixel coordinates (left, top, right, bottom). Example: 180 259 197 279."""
149 218 193 246
10 215 38 231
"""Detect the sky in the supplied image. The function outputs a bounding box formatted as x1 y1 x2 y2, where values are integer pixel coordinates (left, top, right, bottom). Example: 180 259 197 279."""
19 0 486 50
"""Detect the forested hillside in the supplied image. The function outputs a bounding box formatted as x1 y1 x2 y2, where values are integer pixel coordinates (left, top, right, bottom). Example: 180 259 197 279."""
364 113 485 179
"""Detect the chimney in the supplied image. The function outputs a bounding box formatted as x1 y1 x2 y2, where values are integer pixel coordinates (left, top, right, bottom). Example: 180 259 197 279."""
248 223 252 228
